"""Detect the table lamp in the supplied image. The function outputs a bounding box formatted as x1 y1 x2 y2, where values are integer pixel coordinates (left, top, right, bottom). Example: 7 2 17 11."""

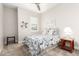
62 27 74 40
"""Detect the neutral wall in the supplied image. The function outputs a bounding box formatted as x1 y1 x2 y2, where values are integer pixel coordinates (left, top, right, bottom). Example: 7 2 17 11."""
41 3 79 49
3 6 18 44
18 7 40 43
0 4 3 51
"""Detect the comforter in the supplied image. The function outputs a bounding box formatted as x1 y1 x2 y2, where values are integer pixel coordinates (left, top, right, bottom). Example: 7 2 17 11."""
23 34 60 56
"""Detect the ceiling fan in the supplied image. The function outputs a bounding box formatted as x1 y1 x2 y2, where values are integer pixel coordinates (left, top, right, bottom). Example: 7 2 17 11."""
35 3 40 11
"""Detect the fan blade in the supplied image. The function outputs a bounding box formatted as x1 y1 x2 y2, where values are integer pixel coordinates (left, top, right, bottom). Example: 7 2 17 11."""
35 3 40 11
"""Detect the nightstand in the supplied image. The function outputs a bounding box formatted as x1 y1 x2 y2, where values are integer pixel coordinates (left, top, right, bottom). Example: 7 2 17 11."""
59 38 74 53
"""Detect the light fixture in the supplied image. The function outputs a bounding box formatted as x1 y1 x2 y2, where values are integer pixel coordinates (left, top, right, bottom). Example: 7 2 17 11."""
35 3 40 11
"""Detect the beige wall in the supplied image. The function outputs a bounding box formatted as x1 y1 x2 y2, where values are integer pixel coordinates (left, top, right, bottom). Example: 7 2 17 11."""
18 7 40 43
0 4 3 51
41 3 79 49
3 6 18 44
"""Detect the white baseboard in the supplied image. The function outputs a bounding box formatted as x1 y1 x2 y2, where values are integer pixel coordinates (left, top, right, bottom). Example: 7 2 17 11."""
75 47 79 50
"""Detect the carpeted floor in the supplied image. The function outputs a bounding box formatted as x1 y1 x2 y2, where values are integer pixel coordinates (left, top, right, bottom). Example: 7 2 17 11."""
0 44 31 56
0 44 79 56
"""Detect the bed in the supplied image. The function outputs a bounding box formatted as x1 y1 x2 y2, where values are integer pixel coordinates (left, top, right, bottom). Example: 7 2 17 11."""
23 28 60 56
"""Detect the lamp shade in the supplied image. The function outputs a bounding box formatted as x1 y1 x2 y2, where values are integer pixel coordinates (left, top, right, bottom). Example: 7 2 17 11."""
62 27 74 40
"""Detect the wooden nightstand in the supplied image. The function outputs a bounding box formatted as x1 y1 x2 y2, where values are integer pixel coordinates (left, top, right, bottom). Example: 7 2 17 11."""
59 38 74 53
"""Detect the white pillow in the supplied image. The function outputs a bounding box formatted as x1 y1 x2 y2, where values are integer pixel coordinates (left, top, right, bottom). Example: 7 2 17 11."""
42 30 46 35
48 29 54 35
42 29 48 35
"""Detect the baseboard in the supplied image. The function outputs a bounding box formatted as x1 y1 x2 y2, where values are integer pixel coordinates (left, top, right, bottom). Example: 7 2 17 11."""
18 41 22 44
74 47 79 50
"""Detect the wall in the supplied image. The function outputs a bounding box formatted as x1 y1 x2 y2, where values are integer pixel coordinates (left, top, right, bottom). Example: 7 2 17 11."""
41 3 79 49
0 4 3 51
3 6 18 44
18 7 40 43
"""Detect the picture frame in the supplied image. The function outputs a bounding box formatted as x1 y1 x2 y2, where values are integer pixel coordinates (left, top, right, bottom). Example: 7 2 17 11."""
31 24 37 30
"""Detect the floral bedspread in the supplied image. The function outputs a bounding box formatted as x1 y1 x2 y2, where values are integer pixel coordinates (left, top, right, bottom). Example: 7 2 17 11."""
23 34 60 56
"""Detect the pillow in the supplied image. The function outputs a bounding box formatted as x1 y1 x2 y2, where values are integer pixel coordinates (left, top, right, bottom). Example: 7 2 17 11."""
42 30 46 35
42 28 49 35
47 28 54 35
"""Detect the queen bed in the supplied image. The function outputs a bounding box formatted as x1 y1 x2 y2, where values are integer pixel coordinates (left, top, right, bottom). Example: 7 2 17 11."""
23 28 60 56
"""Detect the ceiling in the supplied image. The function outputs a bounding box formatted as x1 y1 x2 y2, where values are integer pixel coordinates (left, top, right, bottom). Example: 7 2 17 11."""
3 3 58 13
